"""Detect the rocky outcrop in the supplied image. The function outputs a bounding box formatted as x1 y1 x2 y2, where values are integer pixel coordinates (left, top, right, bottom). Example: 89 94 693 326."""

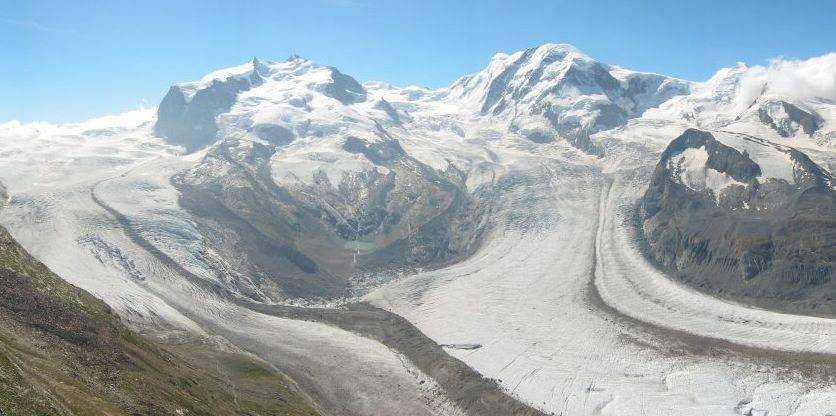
640 128 836 315
154 64 262 152
757 99 822 137
322 67 367 105
253 123 295 146
173 136 490 301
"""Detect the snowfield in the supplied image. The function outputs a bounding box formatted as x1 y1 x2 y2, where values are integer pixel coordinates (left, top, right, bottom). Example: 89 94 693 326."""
3 45 836 415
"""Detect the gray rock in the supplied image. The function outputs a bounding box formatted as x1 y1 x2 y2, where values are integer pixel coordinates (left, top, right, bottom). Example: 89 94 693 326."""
173 134 489 301
757 100 822 137
322 67 367 105
253 124 295 146
640 128 836 316
373 98 401 124
154 61 262 152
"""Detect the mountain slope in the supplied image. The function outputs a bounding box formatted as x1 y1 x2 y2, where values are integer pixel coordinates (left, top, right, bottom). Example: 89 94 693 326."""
153 56 493 301
640 128 836 315
143 45 694 302
0 224 319 415
448 44 690 154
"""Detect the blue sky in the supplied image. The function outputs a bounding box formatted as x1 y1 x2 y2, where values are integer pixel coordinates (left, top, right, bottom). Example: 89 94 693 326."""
3 0 836 123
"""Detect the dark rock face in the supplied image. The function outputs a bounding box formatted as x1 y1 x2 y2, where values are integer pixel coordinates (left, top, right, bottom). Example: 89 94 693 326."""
642 129 761 218
342 136 404 165
640 128 836 316
322 67 367 105
373 98 402 124
254 124 295 146
480 48 539 115
783 102 822 135
154 69 261 152
757 100 822 137
0 267 101 345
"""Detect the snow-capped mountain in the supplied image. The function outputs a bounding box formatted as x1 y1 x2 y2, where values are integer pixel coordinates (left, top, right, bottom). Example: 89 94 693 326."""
150 44 836 306
646 56 836 143
148 44 705 301
448 44 690 153
3 44 836 415
155 56 375 152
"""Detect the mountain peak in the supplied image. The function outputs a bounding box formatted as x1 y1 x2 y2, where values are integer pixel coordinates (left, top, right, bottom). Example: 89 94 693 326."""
446 42 690 154
286 54 314 66
450 42 611 115
482 43 594 76
531 43 590 60
536 42 581 51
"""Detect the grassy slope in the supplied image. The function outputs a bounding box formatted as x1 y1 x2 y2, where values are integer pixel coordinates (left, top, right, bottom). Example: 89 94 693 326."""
0 226 319 416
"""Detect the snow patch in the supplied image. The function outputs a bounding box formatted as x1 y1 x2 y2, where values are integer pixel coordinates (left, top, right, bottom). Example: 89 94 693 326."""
668 146 746 198
714 132 796 183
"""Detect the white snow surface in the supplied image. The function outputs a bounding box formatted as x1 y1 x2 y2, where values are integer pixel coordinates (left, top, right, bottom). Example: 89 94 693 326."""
668 146 746 198
366 152 836 415
2 46 836 415
715 132 798 183
646 53 836 144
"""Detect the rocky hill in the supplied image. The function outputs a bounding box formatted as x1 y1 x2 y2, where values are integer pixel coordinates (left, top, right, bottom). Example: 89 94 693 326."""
0 225 318 415
641 128 836 315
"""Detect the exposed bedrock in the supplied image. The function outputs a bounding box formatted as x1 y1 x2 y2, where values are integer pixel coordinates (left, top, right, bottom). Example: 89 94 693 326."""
756 99 823 137
173 136 491 301
640 128 836 316
154 69 262 153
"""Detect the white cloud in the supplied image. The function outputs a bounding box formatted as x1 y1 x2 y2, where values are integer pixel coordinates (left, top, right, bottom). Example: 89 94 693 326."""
737 53 836 105
80 107 156 130
0 107 155 137
764 53 836 101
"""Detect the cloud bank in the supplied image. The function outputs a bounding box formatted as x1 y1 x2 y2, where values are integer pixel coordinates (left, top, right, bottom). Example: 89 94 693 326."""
739 53 836 105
